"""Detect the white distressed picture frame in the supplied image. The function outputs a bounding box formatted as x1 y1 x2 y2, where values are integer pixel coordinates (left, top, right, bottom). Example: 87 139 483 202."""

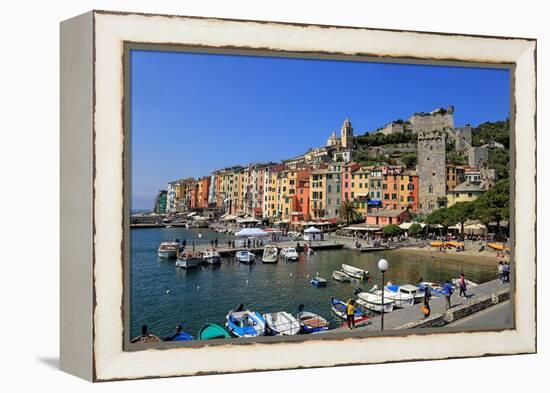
60 10 536 382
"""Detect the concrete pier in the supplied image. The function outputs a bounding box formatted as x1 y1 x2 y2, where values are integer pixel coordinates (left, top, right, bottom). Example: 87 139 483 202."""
330 279 510 332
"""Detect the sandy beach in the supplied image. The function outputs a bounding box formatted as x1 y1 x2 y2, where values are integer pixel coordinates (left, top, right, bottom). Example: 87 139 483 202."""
388 246 506 267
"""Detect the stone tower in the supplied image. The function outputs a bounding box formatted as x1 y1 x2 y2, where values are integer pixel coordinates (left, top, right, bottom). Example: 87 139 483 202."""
341 117 353 149
417 130 447 214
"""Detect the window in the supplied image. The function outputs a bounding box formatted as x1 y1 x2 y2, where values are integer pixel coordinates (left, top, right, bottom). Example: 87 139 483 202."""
408 183 414 191
345 192 348 200
430 145 433 151
327 185 332 193
393 183 397 190
300 198 304 204
468 193 473 197
384 193 389 200
383 184 387 190
336 185 341 193
392 193 397 200
351 192 355 198
429 185 433 193
345 182 348 188
328 198 331 205
359 183 363 189
400 196 404 202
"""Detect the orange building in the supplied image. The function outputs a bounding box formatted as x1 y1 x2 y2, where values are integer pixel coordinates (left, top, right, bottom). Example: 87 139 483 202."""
292 167 311 223
381 167 419 212
197 177 211 208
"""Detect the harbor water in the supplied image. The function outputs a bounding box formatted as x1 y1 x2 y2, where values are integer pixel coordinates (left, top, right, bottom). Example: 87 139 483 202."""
130 227 496 339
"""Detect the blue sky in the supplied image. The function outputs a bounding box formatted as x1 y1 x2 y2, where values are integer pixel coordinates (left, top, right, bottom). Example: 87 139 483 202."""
131 49 510 210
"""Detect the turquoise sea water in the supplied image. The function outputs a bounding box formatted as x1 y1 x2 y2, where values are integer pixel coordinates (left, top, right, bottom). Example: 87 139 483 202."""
130 227 496 339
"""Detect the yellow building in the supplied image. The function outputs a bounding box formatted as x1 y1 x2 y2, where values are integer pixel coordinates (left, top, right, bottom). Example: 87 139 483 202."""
446 165 466 191
350 166 371 217
309 168 327 219
446 181 486 207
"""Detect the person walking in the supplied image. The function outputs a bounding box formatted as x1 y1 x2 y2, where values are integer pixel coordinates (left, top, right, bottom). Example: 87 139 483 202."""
443 280 454 310
458 273 467 298
504 262 510 283
422 286 432 318
346 299 356 330
214 238 218 248
498 262 504 283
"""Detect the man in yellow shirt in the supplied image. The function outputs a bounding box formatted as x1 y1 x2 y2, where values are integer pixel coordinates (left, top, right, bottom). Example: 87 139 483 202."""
346 299 356 330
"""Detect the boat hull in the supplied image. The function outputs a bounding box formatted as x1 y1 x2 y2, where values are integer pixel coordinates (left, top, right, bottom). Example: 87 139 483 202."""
158 250 177 259
175 257 202 269
296 311 329 334
263 312 301 336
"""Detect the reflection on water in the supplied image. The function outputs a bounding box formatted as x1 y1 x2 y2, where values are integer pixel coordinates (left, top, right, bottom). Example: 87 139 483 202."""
130 228 495 339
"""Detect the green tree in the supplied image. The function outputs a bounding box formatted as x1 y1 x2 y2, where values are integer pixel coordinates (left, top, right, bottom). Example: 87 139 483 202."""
425 207 455 233
447 202 475 236
408 223 423 237
382 224 401 237
401 152 418 169
472 178 510 238
340 200 360 226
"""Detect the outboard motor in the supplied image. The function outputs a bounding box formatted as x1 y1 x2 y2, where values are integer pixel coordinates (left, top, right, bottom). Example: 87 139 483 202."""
235 303 245 312
353 287 363 296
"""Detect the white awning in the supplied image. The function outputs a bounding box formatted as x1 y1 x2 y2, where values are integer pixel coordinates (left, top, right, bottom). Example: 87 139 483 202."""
304 226 321 233
234 228 269 237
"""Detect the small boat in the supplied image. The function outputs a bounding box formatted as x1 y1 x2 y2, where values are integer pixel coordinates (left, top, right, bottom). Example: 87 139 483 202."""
202 249 221 264
417 281 445 297
331 297 368 320
296 310 329 334
236 250 255 264
311 276 327 287
356 292 395 313
262 245 278 263
157 241 179 258
371 284 415 308
263 311 301 336
280 247 299 261
341 264 369 280
332 270 351 282
164 325 194 341
487 242 511 252
385 283 424 303
175 252 202 268
226 307 266 337
445 241 464 248
198 323 231 340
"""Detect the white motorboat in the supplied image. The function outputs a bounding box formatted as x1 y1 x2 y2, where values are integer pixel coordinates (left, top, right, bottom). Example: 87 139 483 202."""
175 252 202 268
263 311 301 336
202 249 221 264
332 270 351 282
157 241 179 259
280 247 299 261
262 245 278 263
226 308 266 338
356 291 395 313
371 286 415 308
236 250 255 264
385 283 424 303
341 264 369 280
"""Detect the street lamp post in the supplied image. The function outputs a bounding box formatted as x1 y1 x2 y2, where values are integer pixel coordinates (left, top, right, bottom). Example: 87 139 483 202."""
378 258 389 331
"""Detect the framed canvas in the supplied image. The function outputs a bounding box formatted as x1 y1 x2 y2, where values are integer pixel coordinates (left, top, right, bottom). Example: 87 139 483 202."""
60 10 536 382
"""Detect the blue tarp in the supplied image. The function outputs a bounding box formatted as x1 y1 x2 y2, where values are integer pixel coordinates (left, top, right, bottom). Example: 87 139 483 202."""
367 199 382 206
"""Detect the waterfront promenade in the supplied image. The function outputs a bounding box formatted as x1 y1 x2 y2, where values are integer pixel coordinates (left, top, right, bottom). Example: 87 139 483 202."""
331 279 510 332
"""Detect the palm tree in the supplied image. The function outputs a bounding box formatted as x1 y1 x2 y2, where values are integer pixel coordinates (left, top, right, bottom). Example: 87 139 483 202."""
340 200 360 226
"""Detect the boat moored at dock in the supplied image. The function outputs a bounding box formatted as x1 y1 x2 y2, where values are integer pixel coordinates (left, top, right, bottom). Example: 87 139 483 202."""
198 323 231 340
202 249 221 264
385 283 424 303
331 297 369 320
236 250 255 264
263 311 301 335
280 247 299 261
226 306 267 337
296 310 329 334
262 245 278 263
356 291 395 313
175 252 203 269
157 241 179 259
